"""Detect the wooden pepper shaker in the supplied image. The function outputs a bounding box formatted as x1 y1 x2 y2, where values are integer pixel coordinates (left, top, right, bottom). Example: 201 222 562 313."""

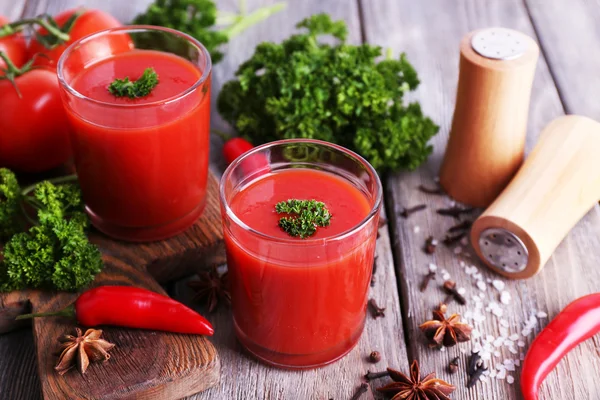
471 116 600 279
440 28 540 207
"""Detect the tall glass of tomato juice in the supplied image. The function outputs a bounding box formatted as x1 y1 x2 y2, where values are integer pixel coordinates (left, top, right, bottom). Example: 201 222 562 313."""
57 26 211 241
220 139 382 369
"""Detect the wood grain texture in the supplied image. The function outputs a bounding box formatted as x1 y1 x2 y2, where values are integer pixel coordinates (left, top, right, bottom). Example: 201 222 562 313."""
525 0 600 119
361 0 600 399
30 254 219 400
439 30 539 207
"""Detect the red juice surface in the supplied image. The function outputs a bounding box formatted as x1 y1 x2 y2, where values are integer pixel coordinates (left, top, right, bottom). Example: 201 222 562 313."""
65 49 210 240
225 169 377 367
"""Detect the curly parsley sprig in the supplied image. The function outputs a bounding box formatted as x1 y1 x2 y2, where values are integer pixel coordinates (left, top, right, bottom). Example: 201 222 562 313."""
275 199 331 239
0 168 103 292
108 67 159 99
217 13 439 172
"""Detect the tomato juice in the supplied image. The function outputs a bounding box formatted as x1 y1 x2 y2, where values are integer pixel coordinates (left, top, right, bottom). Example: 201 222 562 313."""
58 27 211 241
221 147 381 369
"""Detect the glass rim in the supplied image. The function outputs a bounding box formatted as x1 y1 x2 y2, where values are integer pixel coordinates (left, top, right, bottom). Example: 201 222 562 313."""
56 25 212 109
220 139 383 245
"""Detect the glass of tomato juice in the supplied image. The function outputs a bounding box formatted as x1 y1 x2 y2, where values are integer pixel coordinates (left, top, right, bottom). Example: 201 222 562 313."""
220 139 382 368
57 26 211 241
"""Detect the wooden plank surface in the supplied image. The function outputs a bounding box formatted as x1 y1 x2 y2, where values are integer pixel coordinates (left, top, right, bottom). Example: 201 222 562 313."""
525 0 600 118
360 0 600 399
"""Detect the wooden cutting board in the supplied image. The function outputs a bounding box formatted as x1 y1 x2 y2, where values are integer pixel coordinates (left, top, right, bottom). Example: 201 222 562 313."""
0 172 225 400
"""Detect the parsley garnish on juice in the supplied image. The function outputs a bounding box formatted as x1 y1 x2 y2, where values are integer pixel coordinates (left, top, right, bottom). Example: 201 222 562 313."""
108 67 159 99
275 199 331 239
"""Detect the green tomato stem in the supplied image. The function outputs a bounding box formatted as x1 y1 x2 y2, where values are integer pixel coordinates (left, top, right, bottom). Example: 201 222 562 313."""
0 17 70 42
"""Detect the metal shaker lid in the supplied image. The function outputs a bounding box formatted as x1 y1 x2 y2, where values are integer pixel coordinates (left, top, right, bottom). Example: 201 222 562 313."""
478 228 529 273
471 28 530 60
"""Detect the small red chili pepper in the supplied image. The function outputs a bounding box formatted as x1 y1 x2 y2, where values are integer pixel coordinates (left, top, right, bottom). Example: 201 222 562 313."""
16 286 214 336
521 293 600 400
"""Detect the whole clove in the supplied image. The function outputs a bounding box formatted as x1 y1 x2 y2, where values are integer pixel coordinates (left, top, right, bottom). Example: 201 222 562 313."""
443 232 466 246
437 206 475 219
448 356 459 374
368 299 386 319
400 204 427 218
350 383 369 400
467 365 488 388
364 370 389 381
448 220 472 233
418 184 444 195
419 271 436 292
368 351 381 363
467 351 482 375
442 280 467 305
424 236 437 254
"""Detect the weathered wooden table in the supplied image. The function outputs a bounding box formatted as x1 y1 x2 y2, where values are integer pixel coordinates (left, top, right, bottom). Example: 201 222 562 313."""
1 0 599 399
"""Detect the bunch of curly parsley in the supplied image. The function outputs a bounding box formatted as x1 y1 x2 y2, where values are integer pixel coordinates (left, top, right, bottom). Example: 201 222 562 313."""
217 13 439 172
0 169 102 292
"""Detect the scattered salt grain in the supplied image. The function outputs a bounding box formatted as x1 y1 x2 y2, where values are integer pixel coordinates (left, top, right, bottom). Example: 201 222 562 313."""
493 337 505 347
500 319 510 328
442 272 451 281
428 263 437 272
460 236 469 246
454 246 462 254
509 334 519 341
500 291 511 305
414 226 420 233
458 287 466 295
507 375 515 384
536 311 548 318
492 280 505 291
477 281 487 291
496 369 506 380
493 351 501 358
517 340 526 347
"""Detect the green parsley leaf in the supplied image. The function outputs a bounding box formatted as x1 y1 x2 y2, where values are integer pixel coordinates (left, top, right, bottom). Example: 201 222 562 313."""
0 168 22 239
108 67 159 99
217 13 439 172
275 199 331 239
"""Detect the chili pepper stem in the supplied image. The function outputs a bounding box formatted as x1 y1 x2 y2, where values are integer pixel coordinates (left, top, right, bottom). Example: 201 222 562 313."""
16 304 75 320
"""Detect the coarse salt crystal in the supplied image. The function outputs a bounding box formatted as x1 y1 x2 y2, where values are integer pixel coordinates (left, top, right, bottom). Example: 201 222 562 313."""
458 287 466 295
492 280 505 291
517 340 526 347
505 363 516 372
497 369 506 380
500 291 511 305
429 263 437 272
499 327 509 338
504 340 514 347
514 360 520 366
508 346 519 354
509 334 519 341
442 272 451 281
489 370 497 378
500 319 510 327
440 346 446 352
536 311 548 318
454 246 462 254
460 261 466 267
486 335 495 343
460 236 469 246
414 226 420 233
472 343 482 353
494 351 501 357
477 281 487 291
507 375 515 384
493 337 505 347
521 328 532 336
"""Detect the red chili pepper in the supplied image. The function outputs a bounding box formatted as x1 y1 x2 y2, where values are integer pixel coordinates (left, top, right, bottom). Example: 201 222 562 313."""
16 286 214 336
521 293 600 400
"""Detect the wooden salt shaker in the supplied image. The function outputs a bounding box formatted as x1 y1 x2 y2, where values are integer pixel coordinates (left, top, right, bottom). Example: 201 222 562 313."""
471 116 600 279
439 28 539 207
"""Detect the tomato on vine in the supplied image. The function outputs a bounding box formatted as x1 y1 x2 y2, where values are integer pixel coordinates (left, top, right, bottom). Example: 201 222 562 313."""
0 16 27 76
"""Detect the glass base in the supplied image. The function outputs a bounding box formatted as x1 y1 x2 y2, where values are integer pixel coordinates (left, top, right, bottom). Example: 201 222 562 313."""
234 317 365 369
87 200 206 242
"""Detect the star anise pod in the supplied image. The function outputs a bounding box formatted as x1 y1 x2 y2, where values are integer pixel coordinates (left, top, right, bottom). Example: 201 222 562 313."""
377 360 455 400
188 268 231 313
55 328 115 375
419 309 472 348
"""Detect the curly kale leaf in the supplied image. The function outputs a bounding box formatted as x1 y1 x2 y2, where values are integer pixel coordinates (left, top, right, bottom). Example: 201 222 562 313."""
217 13 439 172
0 168 22 239
0 178 102 292
133 0 228 63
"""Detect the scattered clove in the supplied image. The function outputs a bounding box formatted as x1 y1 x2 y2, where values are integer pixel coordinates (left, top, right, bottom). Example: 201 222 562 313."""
364 370 389 381
467 351 482 376
350 383 369 400
437 206 475 219
419 271 436 292
448 220 472 233
368 299 386 319
424 236 437 254
448 356 459 374
442 280 467 305
400 204 427 218
418 184 444 195
368 351 381 363
443 232 466 246
467 365 488 388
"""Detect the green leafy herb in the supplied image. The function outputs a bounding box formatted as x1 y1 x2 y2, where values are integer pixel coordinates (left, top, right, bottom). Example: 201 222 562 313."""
0 168 22 239
132 0 285 64
217 13 439 172
275 199 331 239
0 172 103 292
108 67 159 99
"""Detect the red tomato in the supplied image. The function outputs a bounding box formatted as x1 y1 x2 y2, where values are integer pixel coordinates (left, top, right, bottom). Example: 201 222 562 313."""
28 8 129 68
0 69 71 172
0 15 28 75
